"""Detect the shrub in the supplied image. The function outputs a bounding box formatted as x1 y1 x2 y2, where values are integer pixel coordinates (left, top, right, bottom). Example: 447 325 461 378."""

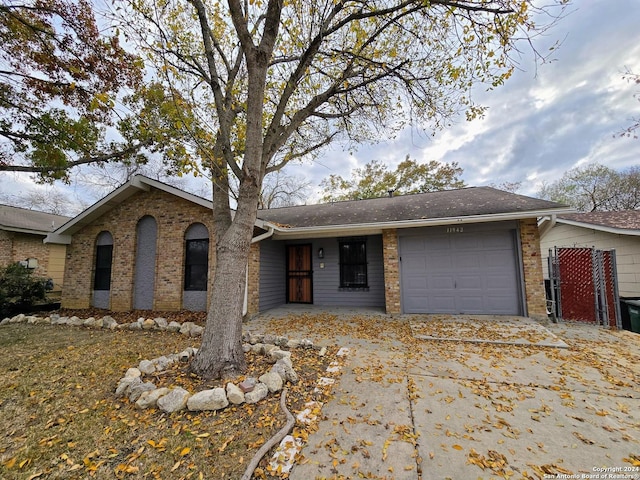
0 263 49 317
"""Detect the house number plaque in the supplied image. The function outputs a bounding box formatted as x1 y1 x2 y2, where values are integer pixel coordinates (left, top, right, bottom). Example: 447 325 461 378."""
446 226 464 233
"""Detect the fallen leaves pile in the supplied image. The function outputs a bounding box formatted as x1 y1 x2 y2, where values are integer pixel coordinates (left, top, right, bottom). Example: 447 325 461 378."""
0 322 341 479
2 312 639 479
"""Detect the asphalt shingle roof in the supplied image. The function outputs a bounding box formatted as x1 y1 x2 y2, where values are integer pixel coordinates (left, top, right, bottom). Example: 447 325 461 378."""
0 204 71 234
256 186 567 228
558 210 640 231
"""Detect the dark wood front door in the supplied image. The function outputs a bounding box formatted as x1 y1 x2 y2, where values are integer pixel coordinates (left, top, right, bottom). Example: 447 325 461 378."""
287 244 313 303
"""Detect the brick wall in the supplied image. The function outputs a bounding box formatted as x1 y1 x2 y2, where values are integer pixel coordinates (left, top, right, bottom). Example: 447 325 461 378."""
0 230 13 267
0 230 65 288
519 218 547 318
62 187 214 312
246 242 260 315
382 229 400 314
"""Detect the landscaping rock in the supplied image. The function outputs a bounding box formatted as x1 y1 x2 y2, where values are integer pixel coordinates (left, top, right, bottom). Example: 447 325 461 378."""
128 322 142 331
187 388 228 411
115 376 142 398
129 382 156 402
179 347 197 362
242 343 251 353
142 319 155 330
125 368 142 379
276 356 293 368
276 358 298 384
245 383 268 404
269 349 291 363
83 317 96 327
189 325 203 337
286 339 301 349
1 318 9 326
164 321 179 332
157 387 190 413
259 372 283 393
136 387 169 409
138 359 156 375
180 322 195 336
271 363 287 381
10 314 25 323
153 355 171 371
250 343 264 354
226 383 245 405
239 377 257 393
68 316 84 326
300 339 314 349
102 316 118 329
154 317 168 330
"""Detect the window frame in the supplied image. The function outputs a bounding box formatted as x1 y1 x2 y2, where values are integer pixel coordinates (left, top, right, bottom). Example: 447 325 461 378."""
339 238 368 289
184 238 209 291
94 244 113 291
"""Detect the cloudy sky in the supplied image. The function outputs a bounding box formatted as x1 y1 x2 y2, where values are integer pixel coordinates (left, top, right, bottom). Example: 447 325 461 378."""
289 0 640 199
1 0 639 211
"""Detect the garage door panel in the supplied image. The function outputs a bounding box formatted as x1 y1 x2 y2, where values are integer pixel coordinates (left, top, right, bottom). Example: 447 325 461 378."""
400 228 521 315
452 235 481 250
455 253 480 269
426 253 453 270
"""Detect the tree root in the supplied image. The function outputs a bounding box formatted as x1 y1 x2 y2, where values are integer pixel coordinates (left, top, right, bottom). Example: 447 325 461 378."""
241 388 295 480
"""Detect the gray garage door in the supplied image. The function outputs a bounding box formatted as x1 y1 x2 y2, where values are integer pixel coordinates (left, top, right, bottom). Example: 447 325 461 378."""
400 226 522 315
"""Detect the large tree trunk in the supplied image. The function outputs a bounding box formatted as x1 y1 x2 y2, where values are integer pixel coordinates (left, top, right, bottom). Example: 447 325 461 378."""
190 173 261 380
190 214 253 378
190 0 282 380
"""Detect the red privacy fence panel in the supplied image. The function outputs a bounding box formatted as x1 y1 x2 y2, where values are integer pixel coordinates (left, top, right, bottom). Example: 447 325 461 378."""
549 247 621 328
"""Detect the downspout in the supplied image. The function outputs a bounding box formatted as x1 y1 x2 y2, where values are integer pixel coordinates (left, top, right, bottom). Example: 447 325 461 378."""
243 226 275 316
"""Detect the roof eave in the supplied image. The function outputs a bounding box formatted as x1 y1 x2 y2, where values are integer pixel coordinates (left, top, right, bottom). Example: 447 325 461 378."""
555 218 640 237
44 175 214 244
264 207 574 239
0 225 49 236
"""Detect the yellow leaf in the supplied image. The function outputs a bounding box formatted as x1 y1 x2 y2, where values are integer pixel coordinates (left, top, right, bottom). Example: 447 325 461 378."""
4 457 16 469
452 444 463 451
171 461 181 472
180 447 191 456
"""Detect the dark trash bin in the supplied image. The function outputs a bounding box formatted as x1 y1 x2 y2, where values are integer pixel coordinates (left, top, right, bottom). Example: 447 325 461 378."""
626 300 640 334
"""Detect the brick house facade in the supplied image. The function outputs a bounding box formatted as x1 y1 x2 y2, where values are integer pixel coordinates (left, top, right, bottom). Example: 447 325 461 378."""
47 176 568 318
51 181 214 311
0 205 69 293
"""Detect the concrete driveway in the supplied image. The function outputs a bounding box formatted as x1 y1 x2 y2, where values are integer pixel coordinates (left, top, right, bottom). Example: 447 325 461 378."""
248 308 640 479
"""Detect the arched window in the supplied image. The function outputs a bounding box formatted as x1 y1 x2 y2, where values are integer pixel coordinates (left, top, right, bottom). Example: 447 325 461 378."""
94 231 113 291
184 223 209 291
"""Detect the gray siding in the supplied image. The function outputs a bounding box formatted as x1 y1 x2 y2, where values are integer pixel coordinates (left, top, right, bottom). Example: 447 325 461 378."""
133 216 157 310
259 235 386 310
312 235 385 307
92 290 110 309
259 239 286 310
183 291 207 311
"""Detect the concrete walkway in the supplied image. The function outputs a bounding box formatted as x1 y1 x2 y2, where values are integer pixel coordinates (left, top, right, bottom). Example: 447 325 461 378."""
245 308 640 479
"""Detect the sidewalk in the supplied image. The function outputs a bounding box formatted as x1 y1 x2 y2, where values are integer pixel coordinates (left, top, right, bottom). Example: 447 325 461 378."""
246 309 640 479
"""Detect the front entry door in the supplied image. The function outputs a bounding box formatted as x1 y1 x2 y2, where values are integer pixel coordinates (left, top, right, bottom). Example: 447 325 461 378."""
287 244 313 303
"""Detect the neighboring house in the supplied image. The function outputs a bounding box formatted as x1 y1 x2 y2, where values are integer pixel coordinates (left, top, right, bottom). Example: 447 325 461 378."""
539 211 640 298
45 175 570 318
0 204 70 294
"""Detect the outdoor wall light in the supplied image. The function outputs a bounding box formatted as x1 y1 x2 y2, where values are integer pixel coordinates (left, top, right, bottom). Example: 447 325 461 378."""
318 247 324 259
